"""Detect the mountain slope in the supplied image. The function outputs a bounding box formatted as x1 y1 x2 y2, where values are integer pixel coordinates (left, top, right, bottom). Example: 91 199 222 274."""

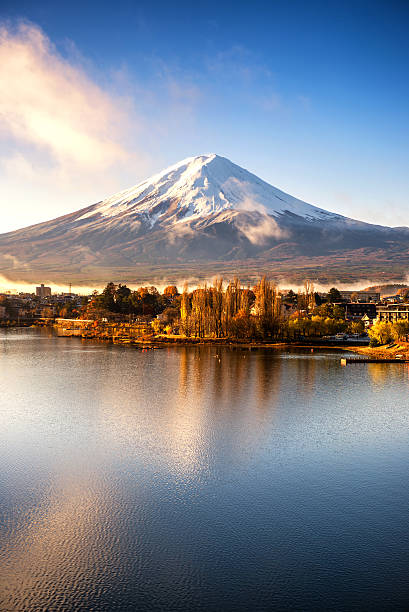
1 153 409 285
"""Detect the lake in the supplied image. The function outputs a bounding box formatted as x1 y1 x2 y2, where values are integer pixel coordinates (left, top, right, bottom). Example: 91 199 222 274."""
1 328 409 611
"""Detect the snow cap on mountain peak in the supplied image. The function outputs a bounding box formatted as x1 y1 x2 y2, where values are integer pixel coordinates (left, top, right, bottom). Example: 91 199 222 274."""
79 153 340 224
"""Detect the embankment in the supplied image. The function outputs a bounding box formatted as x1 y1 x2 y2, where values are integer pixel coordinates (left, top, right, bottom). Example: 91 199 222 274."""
345 341 409 359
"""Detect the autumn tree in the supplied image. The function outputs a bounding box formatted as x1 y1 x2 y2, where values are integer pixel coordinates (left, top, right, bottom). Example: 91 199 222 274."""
180 283 191 336
253 277 282 338
211 277 223 337
391 319 409 341
163 285 180 303
368 321 394 345
349 320 365 334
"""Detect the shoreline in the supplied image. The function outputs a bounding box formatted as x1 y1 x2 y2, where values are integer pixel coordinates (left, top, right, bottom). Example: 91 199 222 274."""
339 341 409 360
2 323 376 352
39 331 409 358
29 324 367 351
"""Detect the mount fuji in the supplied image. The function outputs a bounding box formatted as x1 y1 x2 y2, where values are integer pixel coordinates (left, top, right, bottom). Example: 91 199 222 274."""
1 153 409 285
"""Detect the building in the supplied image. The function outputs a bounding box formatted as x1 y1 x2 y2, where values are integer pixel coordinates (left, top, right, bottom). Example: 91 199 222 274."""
339 290 380 302
361 314 373 328
382 295 403 303
0 305 6 319
344 303 377 321
36 284 51 298
377 305 409 322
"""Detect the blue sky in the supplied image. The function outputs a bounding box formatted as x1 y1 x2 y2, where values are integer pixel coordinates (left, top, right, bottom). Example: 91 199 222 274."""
0 0 408 232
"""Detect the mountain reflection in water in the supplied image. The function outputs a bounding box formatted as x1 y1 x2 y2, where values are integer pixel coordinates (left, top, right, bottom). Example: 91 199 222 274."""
1 329 409 611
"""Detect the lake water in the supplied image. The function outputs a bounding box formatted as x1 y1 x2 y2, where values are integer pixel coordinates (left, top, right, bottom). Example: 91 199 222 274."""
1 328 409 611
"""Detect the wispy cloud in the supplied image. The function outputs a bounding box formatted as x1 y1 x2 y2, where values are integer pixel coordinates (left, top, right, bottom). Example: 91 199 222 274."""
222 177 288 244
0 22 136 168
0 22 214 232
0 21 158 231
235 214 286 245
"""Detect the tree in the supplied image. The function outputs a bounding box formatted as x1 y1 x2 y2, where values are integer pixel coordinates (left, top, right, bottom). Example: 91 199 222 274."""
211 277 224 337
231 309 252 338
313 292 322 306
252 277 282 339
349 320 364 334
313 302 333 317
368 321 394 345
304 280 315 310
163 286 179 302
333 304 346 319
191 287 208 337
116 284 131 313
135 286 163 316
391 319 409 341
285 289 297 304
98 282 116 311
150 319 161 335
327 287 342 303
161 306 180 325
180 283 191 336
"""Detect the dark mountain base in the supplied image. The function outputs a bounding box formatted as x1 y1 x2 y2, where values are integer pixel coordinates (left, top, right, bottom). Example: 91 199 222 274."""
2 246 408 288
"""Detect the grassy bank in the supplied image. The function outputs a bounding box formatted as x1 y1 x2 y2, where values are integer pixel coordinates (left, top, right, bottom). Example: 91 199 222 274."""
344 341 409 359
50 319 370 349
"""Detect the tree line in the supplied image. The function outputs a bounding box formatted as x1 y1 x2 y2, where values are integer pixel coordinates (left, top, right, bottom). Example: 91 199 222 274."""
82 279 363 341
89 282 180 317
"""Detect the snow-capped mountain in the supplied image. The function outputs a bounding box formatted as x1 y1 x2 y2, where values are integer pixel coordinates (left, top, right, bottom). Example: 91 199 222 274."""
1 153 409 284
78 153 341 226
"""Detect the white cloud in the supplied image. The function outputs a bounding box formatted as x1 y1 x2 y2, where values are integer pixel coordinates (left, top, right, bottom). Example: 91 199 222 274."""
0 22 134 168
0 22 156 232
235 214 286 245
221 177 288 244
0 22 213 233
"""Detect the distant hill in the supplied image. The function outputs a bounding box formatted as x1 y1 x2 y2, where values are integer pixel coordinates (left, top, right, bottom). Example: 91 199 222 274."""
364 284 409 296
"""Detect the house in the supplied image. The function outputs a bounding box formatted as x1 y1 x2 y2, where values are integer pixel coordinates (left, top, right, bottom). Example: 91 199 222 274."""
361 313 374 328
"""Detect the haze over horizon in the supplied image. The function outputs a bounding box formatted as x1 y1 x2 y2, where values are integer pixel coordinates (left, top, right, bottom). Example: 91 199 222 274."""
0 0 408 234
